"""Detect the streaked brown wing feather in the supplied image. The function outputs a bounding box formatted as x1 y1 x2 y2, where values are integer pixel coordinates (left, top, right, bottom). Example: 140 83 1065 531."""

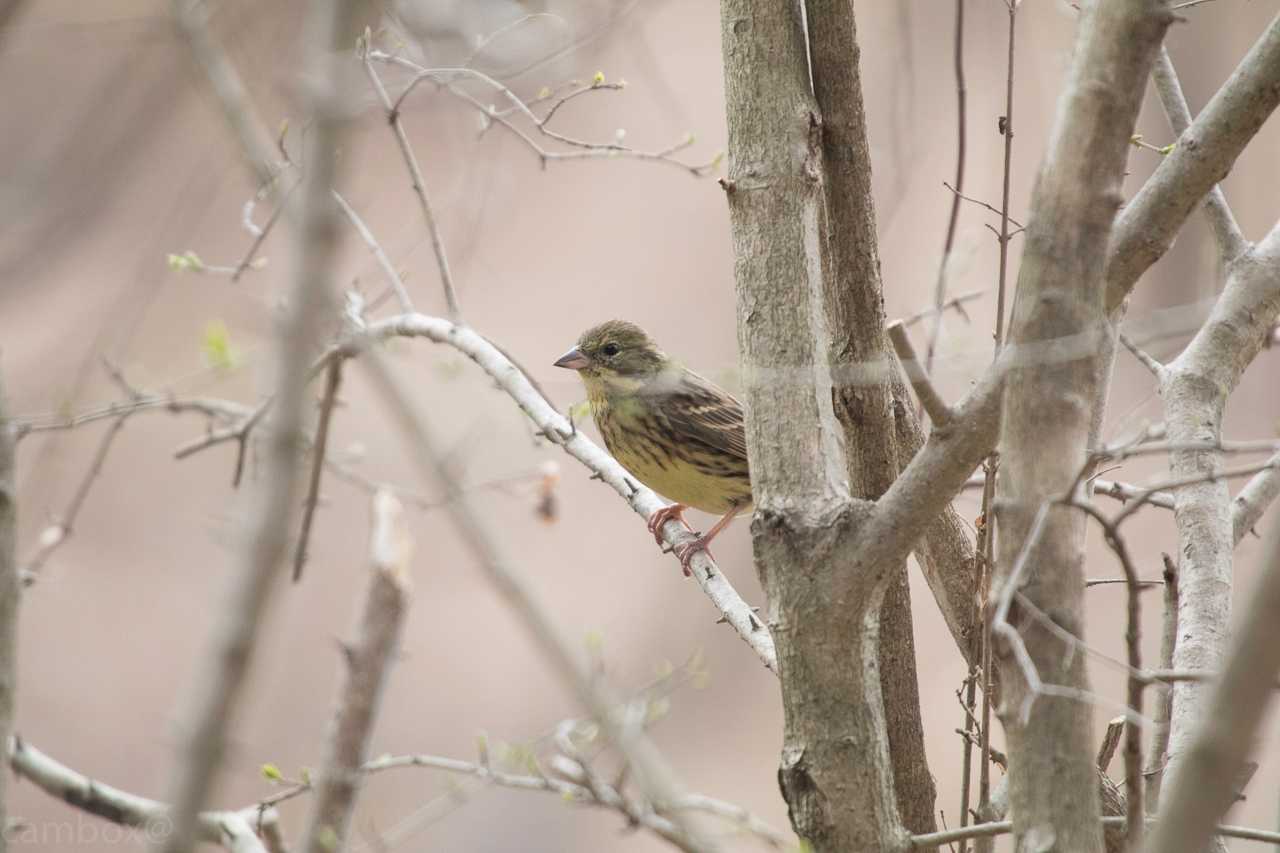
643 367 748 463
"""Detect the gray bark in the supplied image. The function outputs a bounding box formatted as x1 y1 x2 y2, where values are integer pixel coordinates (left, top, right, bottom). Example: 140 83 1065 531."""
993 3 1171 852
720 2 904 849
1140 527 1280 853
805 1 936 834
1158 222 1280 809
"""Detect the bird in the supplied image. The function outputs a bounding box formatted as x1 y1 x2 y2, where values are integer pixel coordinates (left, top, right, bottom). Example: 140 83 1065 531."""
553 320 751 574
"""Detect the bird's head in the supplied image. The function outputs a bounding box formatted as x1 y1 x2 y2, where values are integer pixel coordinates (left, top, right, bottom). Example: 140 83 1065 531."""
554 321 668 385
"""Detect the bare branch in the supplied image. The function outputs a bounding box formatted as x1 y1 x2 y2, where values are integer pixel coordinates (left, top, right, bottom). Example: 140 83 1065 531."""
1160 221 1280 802
1141 526 1280 853
888 321 954 427
362 47 461 319
924 0 968 383
158 2 355 850
329 313 776 671
1232 450 1280 543
169 0 279 186
359 350 720 852
300 490 411 853
1145 555 1178 808
293 359 343 582
1096 717 1125 772
1150 47 1249 263
911 816 1280 850
333 190 414 314
1107 14 1280 309
9 738 277 853
21 413 127 582
1118 331 1165 378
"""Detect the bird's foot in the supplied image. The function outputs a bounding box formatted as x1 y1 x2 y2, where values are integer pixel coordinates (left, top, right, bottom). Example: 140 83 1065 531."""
674 536 715 577
647 503 692 546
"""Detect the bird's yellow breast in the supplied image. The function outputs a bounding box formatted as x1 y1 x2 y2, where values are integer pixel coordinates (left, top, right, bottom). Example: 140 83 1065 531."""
589 391 751 516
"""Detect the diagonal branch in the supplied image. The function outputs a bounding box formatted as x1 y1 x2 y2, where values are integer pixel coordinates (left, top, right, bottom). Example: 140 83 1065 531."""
1106 14 1280 310
300 490 411 853
9 737 280 853
158 2 356 850
327 313 776 672
1150 47 1249 263
360 350 721 853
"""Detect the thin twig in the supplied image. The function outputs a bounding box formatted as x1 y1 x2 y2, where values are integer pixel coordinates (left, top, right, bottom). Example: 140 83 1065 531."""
1119 331 1166 378
362 45 462 319
9 737 279 853
293 359 343 582
888 321 954 426
900 289 986 330
925 0 968 385
21 414 128 581
1146 554 1178 809
333 190 415 314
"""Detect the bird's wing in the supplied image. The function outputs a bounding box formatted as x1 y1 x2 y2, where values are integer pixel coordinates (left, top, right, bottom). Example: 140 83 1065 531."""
646 367 749 463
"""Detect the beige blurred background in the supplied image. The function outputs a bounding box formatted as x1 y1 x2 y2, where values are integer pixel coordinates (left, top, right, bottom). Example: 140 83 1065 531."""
2 1 1279 850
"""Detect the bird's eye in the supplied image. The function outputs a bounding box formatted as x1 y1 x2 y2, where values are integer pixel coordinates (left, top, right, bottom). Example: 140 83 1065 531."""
602 343 620 357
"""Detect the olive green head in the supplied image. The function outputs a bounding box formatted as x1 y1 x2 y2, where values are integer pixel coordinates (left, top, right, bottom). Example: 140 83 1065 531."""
553 320 668 380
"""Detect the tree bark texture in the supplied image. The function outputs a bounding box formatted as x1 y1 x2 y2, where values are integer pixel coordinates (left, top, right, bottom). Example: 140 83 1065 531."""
805 0 937 834
993 3 1172 852
719 2 906 849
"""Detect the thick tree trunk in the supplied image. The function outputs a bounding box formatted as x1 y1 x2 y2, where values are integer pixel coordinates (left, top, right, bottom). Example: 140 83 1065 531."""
805 0 937 834
992 2 1171 852
719 2 906 849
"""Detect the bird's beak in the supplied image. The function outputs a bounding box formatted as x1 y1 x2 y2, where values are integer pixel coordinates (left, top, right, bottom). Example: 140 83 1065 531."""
553 345 590 370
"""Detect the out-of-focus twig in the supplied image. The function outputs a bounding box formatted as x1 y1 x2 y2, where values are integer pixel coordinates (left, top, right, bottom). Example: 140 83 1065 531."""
10 737 279 853
300 490 411 853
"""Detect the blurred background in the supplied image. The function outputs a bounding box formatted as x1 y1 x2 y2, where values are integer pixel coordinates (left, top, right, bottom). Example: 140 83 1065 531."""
2 0 1279 849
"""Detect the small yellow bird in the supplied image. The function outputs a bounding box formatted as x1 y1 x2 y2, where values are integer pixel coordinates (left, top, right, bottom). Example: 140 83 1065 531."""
554 320 751 573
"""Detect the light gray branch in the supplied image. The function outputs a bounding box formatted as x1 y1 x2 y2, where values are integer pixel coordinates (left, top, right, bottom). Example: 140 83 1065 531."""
888 321 954 427
1232 450 1280 543
1141 526 1280 853
1106 14 1280 309
1159 221 1280 805
300 490 411 853
9 738 278 853
157 3 355 851
360 350 720 853
328 313 776 672
989 2 1173 851
1150 47 1249 263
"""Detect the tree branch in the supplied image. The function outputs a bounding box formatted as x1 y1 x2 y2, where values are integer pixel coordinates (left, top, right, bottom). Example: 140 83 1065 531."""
988 2 1173 850
9 738 278 853
1150 47 1249 263
1106 14 1280 310
158 2 355 850
328 313 776 671
360 350 720 853
1141 525 1280 853
1159 221 1280 804
300 490 411 853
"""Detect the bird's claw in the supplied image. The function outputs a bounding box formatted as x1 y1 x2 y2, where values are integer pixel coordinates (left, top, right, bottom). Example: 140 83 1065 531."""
647 504 692 546
674 538 714 578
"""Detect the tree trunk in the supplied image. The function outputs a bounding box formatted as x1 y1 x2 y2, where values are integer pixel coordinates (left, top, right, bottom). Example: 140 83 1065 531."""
993 2 1171 851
